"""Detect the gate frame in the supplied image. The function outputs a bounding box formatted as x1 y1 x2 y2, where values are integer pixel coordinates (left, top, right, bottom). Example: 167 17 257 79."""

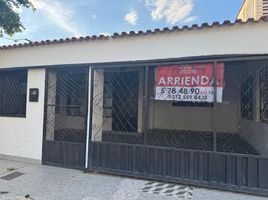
86 55 268 197
89 141 268 196
42 66 89 169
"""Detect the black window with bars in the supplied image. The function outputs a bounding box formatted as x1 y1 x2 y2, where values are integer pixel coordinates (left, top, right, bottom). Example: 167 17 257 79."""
260 67 268 122
241 76 254 120
103 71 139 133
0 70 27 117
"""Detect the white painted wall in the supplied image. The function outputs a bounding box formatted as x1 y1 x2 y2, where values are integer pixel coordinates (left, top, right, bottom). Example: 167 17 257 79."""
0 22 268 69
0 68 45 161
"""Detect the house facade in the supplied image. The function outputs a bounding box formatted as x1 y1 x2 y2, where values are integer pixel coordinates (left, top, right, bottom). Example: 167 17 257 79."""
1 17 268 196
237 0 268 21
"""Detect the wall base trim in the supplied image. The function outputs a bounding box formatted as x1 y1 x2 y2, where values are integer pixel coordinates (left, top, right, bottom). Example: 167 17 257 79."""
0 154 41 165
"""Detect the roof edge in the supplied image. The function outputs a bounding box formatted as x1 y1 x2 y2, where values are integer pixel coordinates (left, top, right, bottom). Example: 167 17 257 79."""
1 16 268 50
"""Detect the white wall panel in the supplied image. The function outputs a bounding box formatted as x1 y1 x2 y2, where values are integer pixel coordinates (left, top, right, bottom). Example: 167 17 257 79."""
0 69 45 161
0 22 268 69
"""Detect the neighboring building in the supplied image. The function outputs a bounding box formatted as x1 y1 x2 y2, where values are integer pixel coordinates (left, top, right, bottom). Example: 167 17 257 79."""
237 0 268 21
0 18 268 196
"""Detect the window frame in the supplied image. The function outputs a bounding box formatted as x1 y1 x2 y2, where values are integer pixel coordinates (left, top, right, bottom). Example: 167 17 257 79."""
0 69 28 118
260 66 268 123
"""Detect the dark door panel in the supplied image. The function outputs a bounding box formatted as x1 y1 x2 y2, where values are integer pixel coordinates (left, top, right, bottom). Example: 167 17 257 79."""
43 141 85 169
42 68 88 169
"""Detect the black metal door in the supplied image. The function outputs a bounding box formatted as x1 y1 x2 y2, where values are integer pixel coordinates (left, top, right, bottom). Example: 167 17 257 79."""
42 67 88 169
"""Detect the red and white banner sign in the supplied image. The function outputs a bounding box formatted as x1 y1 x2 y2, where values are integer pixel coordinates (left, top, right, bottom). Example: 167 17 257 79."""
155 63 224 102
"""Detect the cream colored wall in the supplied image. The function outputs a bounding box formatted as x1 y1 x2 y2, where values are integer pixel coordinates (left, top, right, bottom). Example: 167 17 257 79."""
0 22 268 69
237 0 264 21
0 68 45 161
238 0 257 21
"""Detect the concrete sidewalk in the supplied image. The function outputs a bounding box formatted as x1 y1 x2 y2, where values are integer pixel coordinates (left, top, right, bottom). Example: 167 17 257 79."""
0 159 266 200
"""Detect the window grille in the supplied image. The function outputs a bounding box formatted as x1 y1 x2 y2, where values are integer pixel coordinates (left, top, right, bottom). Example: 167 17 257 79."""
241 76 254 120
0 69 27 117
260 67 268 122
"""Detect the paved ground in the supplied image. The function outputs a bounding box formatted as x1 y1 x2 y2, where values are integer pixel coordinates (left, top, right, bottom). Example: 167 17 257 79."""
0 159 267 200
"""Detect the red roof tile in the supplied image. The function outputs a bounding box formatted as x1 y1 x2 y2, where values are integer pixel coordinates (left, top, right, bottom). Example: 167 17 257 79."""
0 17 267 50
